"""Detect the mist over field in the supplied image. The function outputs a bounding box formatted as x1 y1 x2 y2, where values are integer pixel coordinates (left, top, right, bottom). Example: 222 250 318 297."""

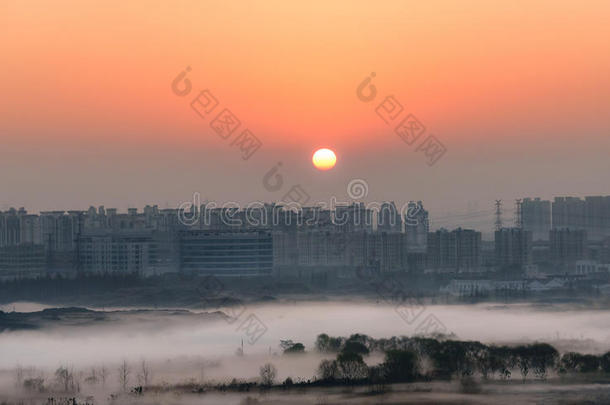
4 301 610 365
2 300 610 404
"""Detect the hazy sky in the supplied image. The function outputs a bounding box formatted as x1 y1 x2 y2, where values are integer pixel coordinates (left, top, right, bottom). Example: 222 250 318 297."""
1 0 609 229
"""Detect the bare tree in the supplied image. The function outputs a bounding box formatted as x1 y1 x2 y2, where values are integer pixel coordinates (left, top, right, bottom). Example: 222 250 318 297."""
118 360 130 391
259 363 277 386
85 367 98 385
15 365 24 388
73 369 82 393
55 366 75 392
100 365 109 387
137 360 151 387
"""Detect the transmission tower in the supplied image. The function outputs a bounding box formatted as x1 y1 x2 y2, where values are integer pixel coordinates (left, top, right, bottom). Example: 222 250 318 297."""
514 199 522 228
494 200 503 231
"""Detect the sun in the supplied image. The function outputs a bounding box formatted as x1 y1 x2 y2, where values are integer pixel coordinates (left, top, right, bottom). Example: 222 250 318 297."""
312 148 337 171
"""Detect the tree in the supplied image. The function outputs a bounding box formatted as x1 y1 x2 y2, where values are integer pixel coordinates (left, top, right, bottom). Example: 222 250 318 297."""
138 360 152 387
23 377 45 392
337 352 368 381
382 350 419 382
529 343 559 379
280 340 295 351
314 334 346 353
561 352 600 373
347 334 371 348
328 336 344 352
430 340 473 378
283 342 305 355
367 365 388 393
512 346 531 382
259 363 277 386
493 346 516 380
99 365 109 387
315 334 331 352
317 359 339 381
578 355 599 373
15 365 24 388
342 341 369 356
601 352 610 373
484 346 512 380
118 360 130 391
55 366 75 392
84 368 98 385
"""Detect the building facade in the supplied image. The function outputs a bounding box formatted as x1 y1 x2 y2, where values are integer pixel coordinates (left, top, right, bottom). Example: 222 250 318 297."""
494 227 532 270
552 196 610 241
521 198 551 241
550 228 587 268
179 230 273 276
427 228 481 272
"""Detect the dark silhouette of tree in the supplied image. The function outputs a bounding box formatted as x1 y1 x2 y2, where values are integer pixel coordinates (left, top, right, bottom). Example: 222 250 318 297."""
317 359 339 381
55 366 76 392
99 365 109 387
347 334 372 348
342 340 369 356
137 360 152 387
487 346 514 380
560 352 600 373
529 343 559 379
512 346 531 382
381 350 419 382
600 352 610 373
23 377 44 392
428 340 475 378
315 334 330 352
336 352 368 381
84 368 98 385
259 363 277 386
118 360 130 391
283 342 305 355
279 340 295 351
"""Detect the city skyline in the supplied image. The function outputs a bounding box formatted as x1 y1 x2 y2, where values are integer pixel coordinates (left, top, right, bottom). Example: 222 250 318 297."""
2 193 609 237
2 1 610 217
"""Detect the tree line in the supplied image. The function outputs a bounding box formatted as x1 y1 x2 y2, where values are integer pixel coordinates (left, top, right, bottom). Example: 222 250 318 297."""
312 333 610 384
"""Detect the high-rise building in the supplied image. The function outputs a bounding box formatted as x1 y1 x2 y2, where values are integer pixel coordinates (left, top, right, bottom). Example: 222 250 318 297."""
552 196 610 241
427 228 481 272
0 243 46 280
0 208 25 247
334 202 373 232
40 211 79 252
583 196 610 241
78 230 153 275
552 197 586 231
550 228 587 268
521 198 551 241
368 231 408 273
377 201 402 233
179 229 273 276
494 227 532 270
405 201 429 251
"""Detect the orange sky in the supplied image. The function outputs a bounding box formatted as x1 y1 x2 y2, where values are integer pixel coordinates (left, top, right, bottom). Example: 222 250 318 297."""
1 0 609 224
